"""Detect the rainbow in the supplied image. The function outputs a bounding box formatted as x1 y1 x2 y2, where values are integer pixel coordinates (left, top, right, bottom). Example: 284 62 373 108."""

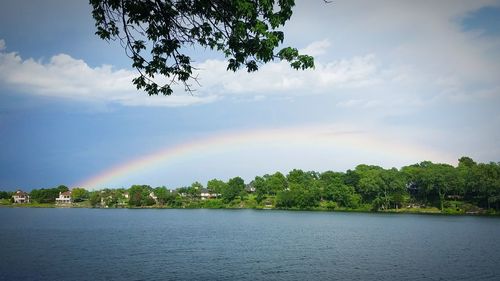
75 124 454 189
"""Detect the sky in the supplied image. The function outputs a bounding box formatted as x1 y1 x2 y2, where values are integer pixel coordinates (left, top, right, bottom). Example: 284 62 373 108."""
0 0 499 190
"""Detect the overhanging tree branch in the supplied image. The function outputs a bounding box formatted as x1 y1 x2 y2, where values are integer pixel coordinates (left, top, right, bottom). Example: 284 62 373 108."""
90 0 315 96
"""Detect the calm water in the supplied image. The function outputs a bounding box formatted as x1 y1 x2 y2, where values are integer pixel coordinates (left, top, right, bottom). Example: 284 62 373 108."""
0 208 499 281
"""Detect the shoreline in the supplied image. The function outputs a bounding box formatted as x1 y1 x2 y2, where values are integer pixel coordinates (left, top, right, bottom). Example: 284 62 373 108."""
2 204 498 217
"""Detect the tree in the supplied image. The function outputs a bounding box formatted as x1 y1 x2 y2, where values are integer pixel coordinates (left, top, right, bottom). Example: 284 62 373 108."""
457 156 477 199
207 178 226 196
183 182 202 199
331 184 360 209
191 181 204 190
406 162 460 211
431 164 460 211
343 169 360 189
265 172 288 195
30 186 66 203
56 185 70 193
277 169 320 209
90 0 314 96
222 177 245 203
355 165 384 203
252 176 267 203
89 191 101 207
0 191 13 199
319 171 344 201
100 189 120 207
475 162 500 210
276 185 320 209
275 190 295 208
286 170 319 192
71 188 88 202
378 168 406 209
153 186 170 205
128 185 154 206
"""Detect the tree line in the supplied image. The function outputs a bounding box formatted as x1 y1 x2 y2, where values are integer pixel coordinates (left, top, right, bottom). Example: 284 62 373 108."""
1 157 499 213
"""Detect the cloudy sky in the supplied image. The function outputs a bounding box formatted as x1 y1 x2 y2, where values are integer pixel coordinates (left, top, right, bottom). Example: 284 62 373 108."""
1 0 499 190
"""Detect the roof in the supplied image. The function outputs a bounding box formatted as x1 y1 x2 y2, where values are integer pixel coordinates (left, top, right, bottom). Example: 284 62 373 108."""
14 190 29 196
60 191 72 196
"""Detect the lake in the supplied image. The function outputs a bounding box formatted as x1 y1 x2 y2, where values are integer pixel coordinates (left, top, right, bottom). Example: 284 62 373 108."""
0 208 499 281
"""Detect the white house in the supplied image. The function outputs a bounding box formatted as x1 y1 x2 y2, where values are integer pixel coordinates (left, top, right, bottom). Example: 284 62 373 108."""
56 191 72 204
200 188 218 200
149 191 158 203
12 190 30 203
245 184 256 193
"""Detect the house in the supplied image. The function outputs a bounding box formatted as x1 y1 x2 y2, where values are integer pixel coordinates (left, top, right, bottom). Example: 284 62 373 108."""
100 192 115 208
200 188 218 200
117 192 129 207
12 190 30 203
245 184 256 193
200 188 210 200
149 192 158 203
56 190 72 204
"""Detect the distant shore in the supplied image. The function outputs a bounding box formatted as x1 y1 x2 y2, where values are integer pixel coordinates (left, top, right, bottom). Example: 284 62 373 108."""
2 157 499 216
2 202 498 216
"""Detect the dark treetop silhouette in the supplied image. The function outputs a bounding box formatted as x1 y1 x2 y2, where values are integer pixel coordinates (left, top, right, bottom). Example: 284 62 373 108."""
90 0 315 96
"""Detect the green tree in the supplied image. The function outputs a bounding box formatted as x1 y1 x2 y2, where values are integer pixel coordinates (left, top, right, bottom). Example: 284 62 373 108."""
90 0 314 96
331 184 360 209
355 165 384 203
0 191 13 199
154 186 170 206
319 171 344 201
56 185 69 193
128 185 154 207
191 181 204 190
265 172 288 195
458 156 477 168
276 185 320 209
277 169 320 209
276 190 295 208
287 169 317 187
292 187 320 208
30 187 64 203
71 188 88 202
100 189 120 207
181 182 202 199
401 163 428 203
457 156 477 199
343 169 360 189
432 164 460 211
222 177 245 203
406 162 460 211
475 162 500 210
378 168 407 209
207 179 227 196
89 191 101 207
252 176 267 203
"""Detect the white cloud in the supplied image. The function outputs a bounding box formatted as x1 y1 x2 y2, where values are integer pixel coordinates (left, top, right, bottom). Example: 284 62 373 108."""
0 39 382 106
194 53 380 96
0 39 5 51
336 98 382 109
0 45 216 107
299 39 331 56
2 0 500 110
284 0 500 103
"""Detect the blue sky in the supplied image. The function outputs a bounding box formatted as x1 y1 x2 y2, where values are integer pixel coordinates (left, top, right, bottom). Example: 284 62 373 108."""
1 0 499 190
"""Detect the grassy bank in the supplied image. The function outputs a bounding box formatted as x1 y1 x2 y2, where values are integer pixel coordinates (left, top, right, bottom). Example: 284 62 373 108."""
3 199 498 216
